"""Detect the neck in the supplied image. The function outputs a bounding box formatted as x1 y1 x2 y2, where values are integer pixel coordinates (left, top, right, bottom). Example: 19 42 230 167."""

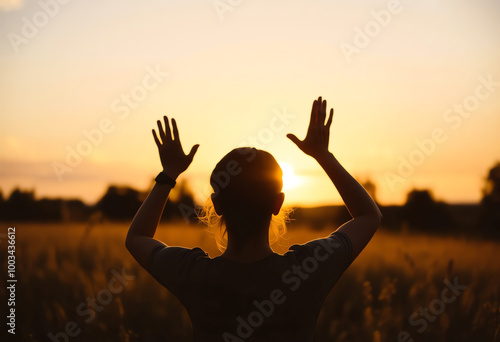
221 222 274 262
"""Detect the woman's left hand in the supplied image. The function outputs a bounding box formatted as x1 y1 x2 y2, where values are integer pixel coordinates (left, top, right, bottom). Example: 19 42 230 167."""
152 116 199 179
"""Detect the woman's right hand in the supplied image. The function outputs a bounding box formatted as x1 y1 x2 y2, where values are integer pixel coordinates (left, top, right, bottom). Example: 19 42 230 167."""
287 96 333 160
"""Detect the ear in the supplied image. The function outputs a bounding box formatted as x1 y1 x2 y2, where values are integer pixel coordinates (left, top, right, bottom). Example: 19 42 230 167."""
272 192 285 215
211 193 222 215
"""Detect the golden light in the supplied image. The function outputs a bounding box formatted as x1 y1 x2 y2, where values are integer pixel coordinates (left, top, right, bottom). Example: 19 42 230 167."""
278 162 302 191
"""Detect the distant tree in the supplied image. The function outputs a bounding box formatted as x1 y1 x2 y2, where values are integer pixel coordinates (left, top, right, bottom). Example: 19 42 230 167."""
36 199 64 221
0 181 199 222
32 198 93 222
479 162 500 236
63 199 93 222
175 179 198 223
402 189 453 231
4 188 37 220
0 190 4 218
161 179 199 223
96 186 143 220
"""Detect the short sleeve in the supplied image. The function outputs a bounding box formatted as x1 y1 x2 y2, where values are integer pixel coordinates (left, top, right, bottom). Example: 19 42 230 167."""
284 231 353 291
301 231 353 268
146 245 209 295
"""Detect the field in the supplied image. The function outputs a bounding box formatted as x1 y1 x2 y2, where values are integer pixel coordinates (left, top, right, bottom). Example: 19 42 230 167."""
1 222 499 342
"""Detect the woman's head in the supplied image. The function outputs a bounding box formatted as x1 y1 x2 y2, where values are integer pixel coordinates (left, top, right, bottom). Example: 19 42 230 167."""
200 147 288 251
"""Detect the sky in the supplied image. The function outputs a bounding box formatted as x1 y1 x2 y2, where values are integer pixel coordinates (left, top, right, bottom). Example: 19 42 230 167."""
1 0 499 207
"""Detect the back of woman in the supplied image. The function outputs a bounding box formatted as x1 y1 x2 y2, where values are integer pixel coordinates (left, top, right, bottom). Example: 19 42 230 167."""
147 231 352 341
126 96 382 341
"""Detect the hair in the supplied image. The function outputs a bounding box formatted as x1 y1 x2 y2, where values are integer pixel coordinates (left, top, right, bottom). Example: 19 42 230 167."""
199 147 291 252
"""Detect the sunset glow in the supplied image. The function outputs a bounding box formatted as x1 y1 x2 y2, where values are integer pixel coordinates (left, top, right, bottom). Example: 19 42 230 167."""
279 161 302 191
0 0 499 206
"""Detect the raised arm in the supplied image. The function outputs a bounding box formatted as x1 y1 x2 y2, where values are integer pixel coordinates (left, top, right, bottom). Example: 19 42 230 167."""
125 116 199 268
287 96 382 259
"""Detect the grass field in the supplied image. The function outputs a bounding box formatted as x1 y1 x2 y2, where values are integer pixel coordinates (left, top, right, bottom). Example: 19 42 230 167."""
1 222 499 341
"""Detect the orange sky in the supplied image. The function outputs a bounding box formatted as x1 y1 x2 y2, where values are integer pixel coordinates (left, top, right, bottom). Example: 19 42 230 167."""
1 0 499 206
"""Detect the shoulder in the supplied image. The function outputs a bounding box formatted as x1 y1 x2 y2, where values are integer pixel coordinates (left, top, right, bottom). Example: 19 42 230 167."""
147 246 211 291
149 245 209 268
284 231 353 267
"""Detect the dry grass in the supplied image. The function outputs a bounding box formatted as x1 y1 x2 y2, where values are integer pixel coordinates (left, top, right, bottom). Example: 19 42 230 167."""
1 222 499 341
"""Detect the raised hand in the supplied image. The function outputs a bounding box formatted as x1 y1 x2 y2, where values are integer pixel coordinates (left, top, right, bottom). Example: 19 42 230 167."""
287 96 333 160
152 116 199 179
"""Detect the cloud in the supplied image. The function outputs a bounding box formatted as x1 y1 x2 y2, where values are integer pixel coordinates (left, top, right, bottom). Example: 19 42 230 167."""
0 0 24 12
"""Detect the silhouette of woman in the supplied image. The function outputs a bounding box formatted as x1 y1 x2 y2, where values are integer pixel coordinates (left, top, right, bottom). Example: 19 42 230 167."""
126 96 382 341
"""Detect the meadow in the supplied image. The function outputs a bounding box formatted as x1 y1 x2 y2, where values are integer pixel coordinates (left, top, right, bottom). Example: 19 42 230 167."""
1 222 499 342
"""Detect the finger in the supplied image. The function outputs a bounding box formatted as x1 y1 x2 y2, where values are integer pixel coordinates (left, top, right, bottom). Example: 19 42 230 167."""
309 100 319 131
188 144 200 160
286 134 302 147
326 108 334 128
172 118 180 142
157 120 166 143
314 98 319 124
163 116 172 141
320 98 327 125
152 129 161 147
309 99 317 126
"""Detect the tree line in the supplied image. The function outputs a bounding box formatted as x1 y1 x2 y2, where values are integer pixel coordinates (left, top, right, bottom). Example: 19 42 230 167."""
0 179 198 224
0 163 498 237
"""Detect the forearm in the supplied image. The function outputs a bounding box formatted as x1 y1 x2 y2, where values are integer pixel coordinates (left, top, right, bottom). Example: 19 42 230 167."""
127 183 174 239
316 152 381 219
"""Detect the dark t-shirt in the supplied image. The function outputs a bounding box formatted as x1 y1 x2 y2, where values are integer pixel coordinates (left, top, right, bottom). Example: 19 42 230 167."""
146 231 353 342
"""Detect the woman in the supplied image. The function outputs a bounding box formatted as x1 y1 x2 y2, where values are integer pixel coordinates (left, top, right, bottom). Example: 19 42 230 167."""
126 96 382 341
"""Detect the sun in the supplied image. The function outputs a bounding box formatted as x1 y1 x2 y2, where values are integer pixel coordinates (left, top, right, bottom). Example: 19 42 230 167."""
278 162 301 191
